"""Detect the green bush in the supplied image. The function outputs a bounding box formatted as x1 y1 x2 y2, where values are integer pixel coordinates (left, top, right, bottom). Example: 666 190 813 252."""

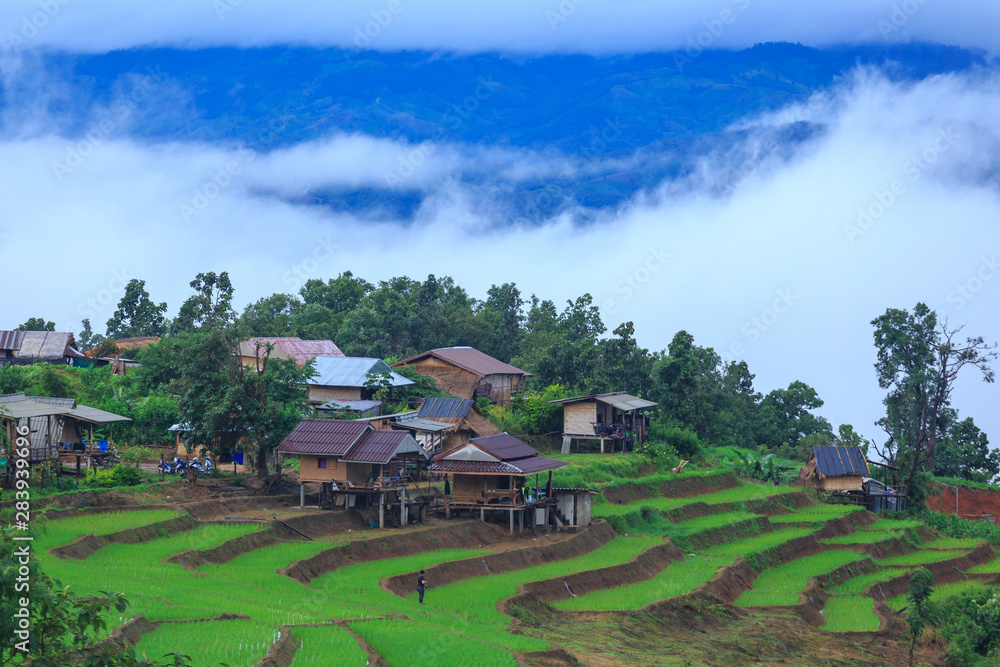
83 464 142 488
645 422 701 458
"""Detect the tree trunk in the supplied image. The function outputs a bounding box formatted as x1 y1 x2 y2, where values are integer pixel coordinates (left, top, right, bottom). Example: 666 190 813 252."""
256 442 269 478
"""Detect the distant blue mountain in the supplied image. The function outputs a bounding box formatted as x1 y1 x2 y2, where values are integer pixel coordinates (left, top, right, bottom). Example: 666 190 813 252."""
8 42 987 221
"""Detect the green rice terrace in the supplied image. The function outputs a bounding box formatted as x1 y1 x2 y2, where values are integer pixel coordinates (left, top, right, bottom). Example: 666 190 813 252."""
15 455 1000 666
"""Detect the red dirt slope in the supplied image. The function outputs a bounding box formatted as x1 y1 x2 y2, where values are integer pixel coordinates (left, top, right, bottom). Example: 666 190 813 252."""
926 482 1000 522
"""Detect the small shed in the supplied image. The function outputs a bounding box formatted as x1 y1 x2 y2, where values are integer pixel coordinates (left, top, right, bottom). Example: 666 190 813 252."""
551 488 598 529
392 346 531 406
428 433 567 534
799 446 870 491
308 356 414 407
2 331 85 365
549 392 657 454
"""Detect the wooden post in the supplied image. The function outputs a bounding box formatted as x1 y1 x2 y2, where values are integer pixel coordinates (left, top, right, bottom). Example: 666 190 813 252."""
509 508 514 535
379 493 385 529
299 483 305 508
400 485 407 527
544 505 549 532
480 508 485 522
600 438 605 454
519 509 524 537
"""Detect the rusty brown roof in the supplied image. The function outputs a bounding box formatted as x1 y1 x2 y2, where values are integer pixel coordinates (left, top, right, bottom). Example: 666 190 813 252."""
0 331 24 351
394 346 531 378
276 418 370 455
245 337 344 365
343 429 426 465
468 433 538 460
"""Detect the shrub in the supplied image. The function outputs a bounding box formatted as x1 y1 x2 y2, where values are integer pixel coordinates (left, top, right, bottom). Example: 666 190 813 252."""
83 464 142 488
646 422 701 458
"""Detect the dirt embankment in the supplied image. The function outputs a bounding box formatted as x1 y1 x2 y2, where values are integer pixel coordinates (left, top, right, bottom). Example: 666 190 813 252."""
282 520 509 584
167 511 368 569
50 514 199 560
182 494 299 520
926 483 1000 522
45 504 175 521
601 472 741 505
256 626 301 667
383 522 620 598
516 535 682 604
682 516 773 552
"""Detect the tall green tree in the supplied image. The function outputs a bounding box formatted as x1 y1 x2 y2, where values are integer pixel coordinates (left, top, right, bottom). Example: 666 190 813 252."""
871 303 997 497
934 413 999 482
171 272 236 333
105 279 168 339
478 282 525 362
600 322 653 396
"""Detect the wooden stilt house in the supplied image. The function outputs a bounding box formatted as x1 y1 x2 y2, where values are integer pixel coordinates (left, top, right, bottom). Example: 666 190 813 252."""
798 446 869 491
549 392 656 454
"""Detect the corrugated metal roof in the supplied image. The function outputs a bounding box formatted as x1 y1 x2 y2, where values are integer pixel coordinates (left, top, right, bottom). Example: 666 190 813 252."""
468 433 538 460
394 347 531 378
392 418 454 433
62 404 131 424
277 418 371 455
418 397 473 420
13 332 85 361
549 391 657 410
0 400 70 419
243 337 344 365
343 430 426 464
311 357 415 389
0 330 24 351
428 454 565 475
317 399 383 412
812 446 869 477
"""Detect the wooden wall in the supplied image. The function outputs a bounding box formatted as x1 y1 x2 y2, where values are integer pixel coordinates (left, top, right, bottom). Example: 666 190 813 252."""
401 358 481 399
298 456 371 483
563 402 597 436
307 386 362 403
820 475 864 491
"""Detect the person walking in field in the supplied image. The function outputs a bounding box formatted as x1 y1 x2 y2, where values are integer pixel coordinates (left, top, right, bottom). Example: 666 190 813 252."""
417 570 427 604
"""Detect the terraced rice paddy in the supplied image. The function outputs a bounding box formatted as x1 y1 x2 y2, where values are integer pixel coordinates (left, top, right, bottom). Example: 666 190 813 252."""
735 550 869 606
821 596 880 632
828 568 911 595
351 619 517 667
702 527 814 557
769 504 861 524
867 518 925 531
887 579 987 611
822 530 905 545
592 482 798 517
875 549 970 567
134 618 278 666
552 555 732 611
919 536 983 549
969 555 1000 573
37 508 185 548
289 625 368 667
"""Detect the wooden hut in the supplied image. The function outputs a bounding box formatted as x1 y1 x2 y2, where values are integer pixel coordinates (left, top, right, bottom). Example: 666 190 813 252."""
307 356 414 407
799 446 870 491
276 418 427 527
550 392 656 454
392 347 531 406
428 433 567 535
1 331 85 366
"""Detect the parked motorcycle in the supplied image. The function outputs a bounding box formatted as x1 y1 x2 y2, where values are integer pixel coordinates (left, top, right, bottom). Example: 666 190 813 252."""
189 456 213 474
157 457 188 475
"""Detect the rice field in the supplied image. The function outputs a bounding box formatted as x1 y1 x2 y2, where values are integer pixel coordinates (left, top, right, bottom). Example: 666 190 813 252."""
919 536 983 550
822 530 905 545
828 568 911 595
351 619 517 667
735 550 869 607
821 596 879 632
289 625 368 667
134 618 278 666
35 508 185 550
969 555 1000 573
886 579 986 611
701 527 815 557
866 518 925 531
667 511 762 537
769 504 861 524
592 482 798 517
875 549 970 567
553 555 731 612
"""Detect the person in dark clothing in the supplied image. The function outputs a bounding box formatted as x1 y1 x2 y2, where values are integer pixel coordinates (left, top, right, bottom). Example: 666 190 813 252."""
417 570 427 604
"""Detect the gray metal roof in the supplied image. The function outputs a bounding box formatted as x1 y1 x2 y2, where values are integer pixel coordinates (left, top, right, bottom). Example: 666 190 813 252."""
311 356 415 389
550 392 657 411
62 404 131 424
13 332 85 361
0 401 69 419
418 397 472 419
392 417 454 433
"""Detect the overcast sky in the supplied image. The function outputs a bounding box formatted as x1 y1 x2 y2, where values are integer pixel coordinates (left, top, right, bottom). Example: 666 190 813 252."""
1 1 998 448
